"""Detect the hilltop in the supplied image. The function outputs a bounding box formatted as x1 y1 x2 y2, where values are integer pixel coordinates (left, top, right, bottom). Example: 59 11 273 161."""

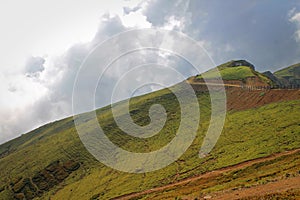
187 60 273 90
189 60 300 90
0 60 299 200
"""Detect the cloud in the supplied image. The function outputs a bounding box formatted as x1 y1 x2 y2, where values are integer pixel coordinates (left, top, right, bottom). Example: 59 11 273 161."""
24 56 45 77
0 70 48 142
123 5 141 15
143 0 190 27
143 0 300 70
0 3 212 143
0 13 126 143
289 11 300 42
0 9 167 142
121 10 151 28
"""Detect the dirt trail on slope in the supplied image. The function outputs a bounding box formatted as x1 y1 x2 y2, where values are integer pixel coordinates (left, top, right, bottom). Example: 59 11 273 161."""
211 176 300 200
112 148 300 200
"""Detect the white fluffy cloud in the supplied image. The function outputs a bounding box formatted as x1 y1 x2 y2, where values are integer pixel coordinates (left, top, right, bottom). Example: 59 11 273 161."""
0 69 48 142
289 11 300 42
0 2 199 143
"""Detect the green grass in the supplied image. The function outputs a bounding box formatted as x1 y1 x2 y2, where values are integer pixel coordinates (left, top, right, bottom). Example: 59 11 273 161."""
273 63 300 86
0 82 299 199
141 150 300 199
274 63 300 77
198 66 254 80
196 66 271 84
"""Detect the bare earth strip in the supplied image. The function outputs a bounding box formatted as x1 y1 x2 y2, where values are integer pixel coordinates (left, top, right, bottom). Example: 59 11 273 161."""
212 176 300 200
112 148 300 200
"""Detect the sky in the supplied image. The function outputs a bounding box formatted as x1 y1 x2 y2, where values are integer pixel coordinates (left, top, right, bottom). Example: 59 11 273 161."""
1 0 300 143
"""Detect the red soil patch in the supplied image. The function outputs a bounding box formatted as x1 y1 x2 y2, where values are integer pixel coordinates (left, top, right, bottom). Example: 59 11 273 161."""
226 88 300 111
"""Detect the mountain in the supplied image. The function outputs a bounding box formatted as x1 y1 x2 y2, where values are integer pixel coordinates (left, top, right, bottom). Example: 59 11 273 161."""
0 60 299 200
274 63 300 86
188 60 273 88
263 63 300 88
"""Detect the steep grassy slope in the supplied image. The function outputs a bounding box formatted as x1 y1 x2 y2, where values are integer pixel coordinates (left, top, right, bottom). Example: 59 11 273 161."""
193 60 271 85
198 66 254 80
0 85 299 199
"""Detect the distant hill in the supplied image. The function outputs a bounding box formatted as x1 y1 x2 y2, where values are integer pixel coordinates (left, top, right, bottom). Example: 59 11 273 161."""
273 63 300 86
0 60 299 200
261 63 300 88
274 63 300 78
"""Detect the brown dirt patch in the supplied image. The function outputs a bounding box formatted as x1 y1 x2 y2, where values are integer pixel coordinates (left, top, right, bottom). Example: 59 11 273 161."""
226 89 300 111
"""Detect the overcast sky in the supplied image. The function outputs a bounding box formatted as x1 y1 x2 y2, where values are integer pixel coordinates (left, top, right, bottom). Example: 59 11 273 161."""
1 0 300 144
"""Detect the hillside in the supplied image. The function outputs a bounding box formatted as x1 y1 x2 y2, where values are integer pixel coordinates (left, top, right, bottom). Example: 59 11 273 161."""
273 63 300 87
262 62 300 88
188 60 273 88
274 63 300 78
0 61 299 200
114 149 300 200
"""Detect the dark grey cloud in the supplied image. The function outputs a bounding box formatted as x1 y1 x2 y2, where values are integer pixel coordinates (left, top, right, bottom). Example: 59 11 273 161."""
144 0 300 71
143 0 188 26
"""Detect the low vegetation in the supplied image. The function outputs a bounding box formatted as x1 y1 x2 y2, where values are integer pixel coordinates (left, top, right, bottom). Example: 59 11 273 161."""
0 86 299 199
195 63 271 84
